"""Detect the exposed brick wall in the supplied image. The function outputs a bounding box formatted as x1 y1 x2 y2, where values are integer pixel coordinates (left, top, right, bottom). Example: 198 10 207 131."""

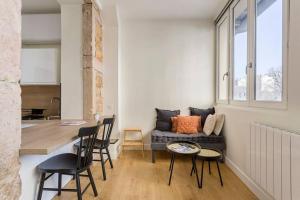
82 0 103 120
0 0 21 199
95 71 103 114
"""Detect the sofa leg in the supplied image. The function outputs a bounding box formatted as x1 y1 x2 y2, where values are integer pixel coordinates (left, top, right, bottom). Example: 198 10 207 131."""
220 150 225 163
152 150 156 163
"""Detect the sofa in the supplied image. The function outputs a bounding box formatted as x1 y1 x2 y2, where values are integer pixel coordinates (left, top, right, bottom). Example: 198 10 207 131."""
151 107 226 163
151 130 226 163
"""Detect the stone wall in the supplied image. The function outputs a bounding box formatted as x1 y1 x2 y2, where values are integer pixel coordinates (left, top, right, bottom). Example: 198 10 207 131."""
0 0 22 199
83 0 103 119
95 71 103 114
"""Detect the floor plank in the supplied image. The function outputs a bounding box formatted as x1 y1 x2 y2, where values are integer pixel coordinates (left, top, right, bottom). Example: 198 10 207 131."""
53 151 257 200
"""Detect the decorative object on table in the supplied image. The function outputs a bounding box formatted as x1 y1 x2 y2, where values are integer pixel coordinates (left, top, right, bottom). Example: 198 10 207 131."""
74 115 116 181
191 148 223 188
155 108 180 131
122 128 144 157
166 141 201 188
203 114 217 136
61 121 87 126
36 125 100 200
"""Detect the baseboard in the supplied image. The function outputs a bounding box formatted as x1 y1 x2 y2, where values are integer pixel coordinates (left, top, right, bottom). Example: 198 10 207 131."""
225 157 273 200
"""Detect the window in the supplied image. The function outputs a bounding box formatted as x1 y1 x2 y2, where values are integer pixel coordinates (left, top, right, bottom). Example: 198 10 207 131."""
216 12 230 102
216 0 288 108
233 0 248 101
255 0 283 101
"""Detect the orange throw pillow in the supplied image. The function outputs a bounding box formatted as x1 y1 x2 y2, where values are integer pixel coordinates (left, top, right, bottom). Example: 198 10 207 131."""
171 117 178 132
177 116 201 134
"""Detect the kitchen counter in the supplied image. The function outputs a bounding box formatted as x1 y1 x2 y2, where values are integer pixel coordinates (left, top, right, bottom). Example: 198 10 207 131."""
20 119 97 200
20 120 97 155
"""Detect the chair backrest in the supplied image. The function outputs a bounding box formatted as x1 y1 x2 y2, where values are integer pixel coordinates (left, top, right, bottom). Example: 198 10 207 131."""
77 125 100 169
99 115 115 148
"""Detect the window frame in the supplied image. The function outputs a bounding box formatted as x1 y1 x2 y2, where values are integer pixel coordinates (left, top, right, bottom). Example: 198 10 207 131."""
249 0 289 109
216 0 289 109
229 0 251 106
216 10 230 104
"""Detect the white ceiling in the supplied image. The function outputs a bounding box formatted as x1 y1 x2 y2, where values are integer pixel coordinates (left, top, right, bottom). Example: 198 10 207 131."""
21 0 227 21
22 0 60 13
116 0 228 20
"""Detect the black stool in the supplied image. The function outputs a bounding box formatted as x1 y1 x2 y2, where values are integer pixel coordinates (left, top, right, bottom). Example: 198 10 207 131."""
191 148 223 188
74 115 115 181
36 125 100 200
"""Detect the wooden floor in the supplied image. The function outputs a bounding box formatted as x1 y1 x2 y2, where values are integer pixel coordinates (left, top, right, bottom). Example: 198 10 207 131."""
54 151 257 200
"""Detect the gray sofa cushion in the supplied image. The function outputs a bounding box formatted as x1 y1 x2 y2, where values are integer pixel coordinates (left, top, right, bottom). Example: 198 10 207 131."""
151 130 225 144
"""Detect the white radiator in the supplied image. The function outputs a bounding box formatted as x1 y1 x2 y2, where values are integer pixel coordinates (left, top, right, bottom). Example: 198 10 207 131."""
249 123 300 200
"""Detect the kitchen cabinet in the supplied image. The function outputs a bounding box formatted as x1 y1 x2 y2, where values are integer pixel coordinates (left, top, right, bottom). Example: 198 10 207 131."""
21 46 60 85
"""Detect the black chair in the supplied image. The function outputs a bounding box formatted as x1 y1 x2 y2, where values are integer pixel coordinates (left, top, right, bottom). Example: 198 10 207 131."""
36 125 100 200
75 115 115 181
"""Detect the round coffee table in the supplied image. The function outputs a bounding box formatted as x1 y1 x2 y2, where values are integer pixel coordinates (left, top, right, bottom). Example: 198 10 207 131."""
166 141 201 187
191 148 223 188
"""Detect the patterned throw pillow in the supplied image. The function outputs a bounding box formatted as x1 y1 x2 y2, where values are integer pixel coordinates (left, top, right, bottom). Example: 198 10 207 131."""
214 114 225 135
176 116 201 134
171 117 178 132
203 114 217 136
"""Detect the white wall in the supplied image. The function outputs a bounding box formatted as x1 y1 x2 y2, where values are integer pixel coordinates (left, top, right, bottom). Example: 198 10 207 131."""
22 14 61 42
60 4 83 119
103 25 119 137
119 19 215 145
216 0 300 198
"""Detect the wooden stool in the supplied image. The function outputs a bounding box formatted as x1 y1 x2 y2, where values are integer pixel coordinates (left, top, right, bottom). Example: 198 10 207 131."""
122 128 144 157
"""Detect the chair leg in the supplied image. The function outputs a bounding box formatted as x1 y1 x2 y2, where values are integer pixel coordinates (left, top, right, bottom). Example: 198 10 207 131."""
37 172 46 200
106 147 114 169
100 149 107 180
152 150 156 163
87 168 98 197
75 173 82 200
58 173 62 196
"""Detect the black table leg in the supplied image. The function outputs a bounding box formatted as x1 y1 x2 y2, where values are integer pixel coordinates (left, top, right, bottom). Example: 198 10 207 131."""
168 153 175 186
208 161 211 174
192 156 200 188
216 160 223 186
200 160 204 188
190 157 195 176
169 154 174 172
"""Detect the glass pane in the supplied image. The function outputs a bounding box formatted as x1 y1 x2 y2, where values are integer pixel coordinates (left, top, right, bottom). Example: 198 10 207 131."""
218 17 229 100
233 0 248 101
255 0 283 101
